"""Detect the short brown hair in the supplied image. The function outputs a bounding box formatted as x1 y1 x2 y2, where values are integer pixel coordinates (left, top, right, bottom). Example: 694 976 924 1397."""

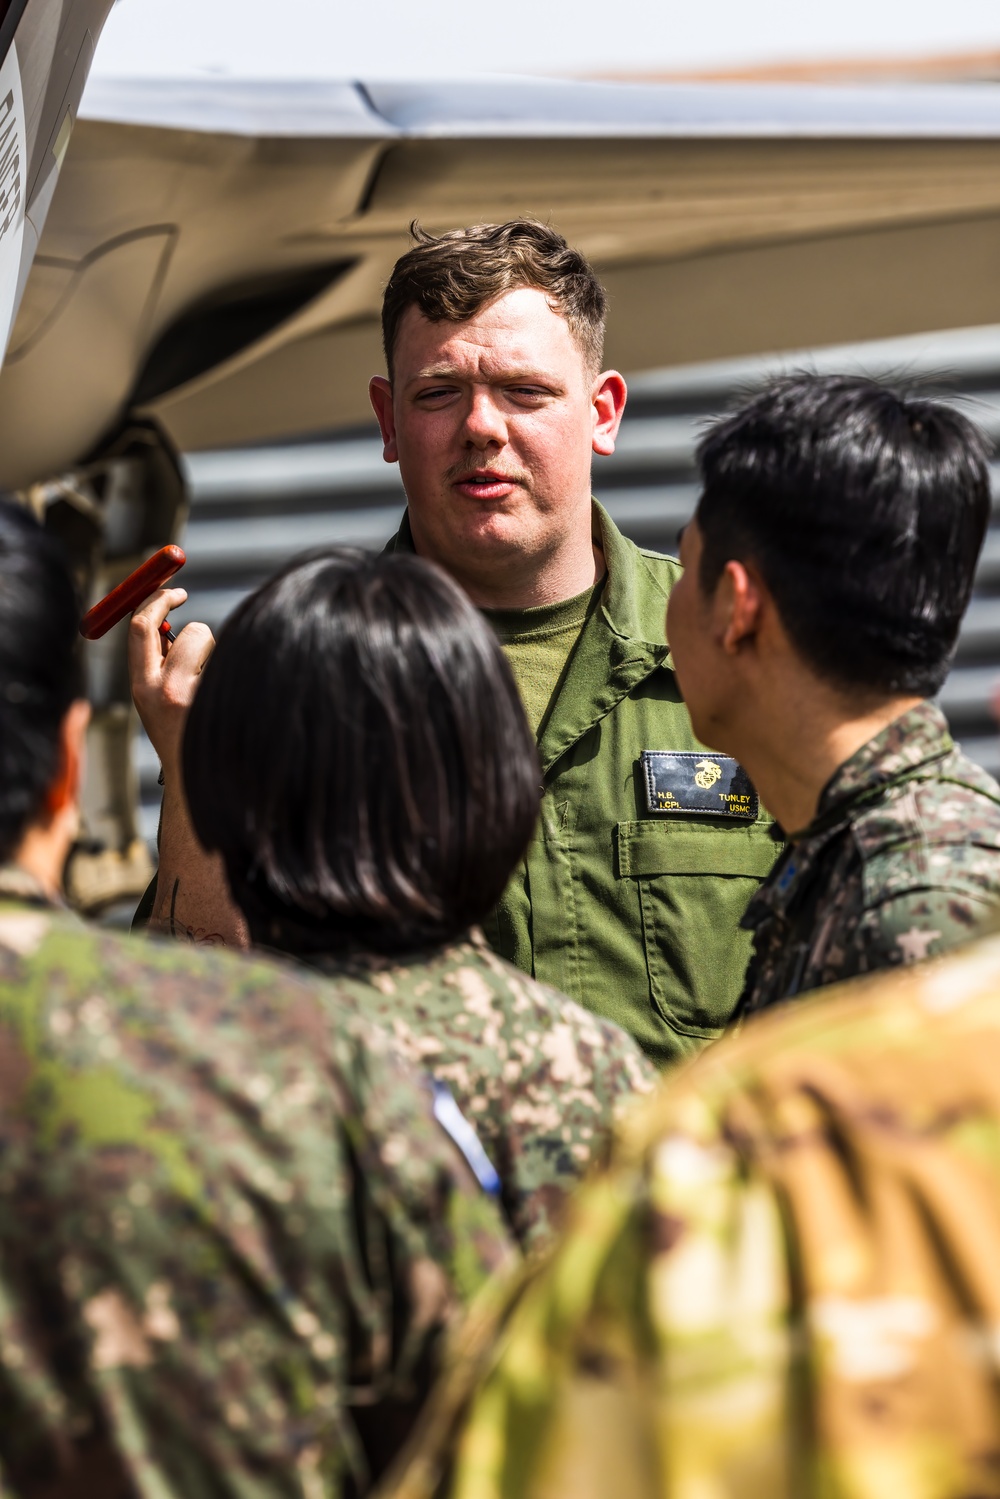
381 219 607 379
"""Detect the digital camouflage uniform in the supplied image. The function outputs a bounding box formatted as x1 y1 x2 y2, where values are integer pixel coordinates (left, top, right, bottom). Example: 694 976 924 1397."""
386 931 1000 1499
387 502 779 1068
738 700 1000 1019
0 874 514 1499
308 930 655 1252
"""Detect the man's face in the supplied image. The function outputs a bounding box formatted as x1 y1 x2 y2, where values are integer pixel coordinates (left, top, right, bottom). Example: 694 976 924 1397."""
371 287 621 583
666 517 732 748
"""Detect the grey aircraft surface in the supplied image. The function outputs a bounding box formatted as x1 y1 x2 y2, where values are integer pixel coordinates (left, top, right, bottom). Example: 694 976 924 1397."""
6 15 1000 907
0 0 114 366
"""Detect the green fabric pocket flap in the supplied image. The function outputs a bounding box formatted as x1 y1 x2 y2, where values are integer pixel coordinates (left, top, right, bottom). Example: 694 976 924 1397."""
616 820 779 879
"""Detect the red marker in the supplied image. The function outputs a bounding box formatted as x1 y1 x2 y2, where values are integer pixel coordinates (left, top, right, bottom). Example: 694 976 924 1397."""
79 545 187 642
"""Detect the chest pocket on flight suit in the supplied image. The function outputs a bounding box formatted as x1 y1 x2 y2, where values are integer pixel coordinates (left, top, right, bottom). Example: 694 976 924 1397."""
615 820 778 1043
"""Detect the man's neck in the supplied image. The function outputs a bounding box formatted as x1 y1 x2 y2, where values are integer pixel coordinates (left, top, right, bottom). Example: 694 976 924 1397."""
410 520 604 610
464 543 606 610
730 691 925 836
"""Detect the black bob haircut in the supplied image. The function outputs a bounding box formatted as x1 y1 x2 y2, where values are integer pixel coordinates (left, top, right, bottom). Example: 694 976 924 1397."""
0 501 81 864
183 548 541 957
695 373 993 697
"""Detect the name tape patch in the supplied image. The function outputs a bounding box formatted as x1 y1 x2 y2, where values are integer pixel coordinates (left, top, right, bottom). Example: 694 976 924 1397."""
641 751 759 821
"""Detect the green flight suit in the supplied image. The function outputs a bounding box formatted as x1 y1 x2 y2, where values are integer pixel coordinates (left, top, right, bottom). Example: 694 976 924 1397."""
386 501 779 1068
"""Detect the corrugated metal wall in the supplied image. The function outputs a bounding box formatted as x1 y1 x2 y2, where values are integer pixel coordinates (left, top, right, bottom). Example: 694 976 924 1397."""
137 326 1000 845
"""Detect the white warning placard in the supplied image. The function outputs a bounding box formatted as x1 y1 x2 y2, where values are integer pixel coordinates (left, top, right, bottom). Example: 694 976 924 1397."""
0 41 26 368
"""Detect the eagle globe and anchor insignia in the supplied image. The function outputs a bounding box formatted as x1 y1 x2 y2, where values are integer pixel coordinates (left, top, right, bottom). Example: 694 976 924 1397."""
640 750 759 820
694 758 723 790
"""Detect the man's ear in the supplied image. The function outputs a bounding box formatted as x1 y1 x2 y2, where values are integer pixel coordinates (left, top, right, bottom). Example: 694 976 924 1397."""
369 376 399 463
591 370 627 458
718 561 765 656
45 699 90 821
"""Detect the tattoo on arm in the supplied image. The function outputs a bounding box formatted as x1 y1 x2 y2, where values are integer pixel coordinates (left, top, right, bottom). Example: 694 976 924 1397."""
157 876 227 946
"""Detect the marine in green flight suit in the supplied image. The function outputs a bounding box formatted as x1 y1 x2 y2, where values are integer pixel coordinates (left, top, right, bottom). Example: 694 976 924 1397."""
358 221 785 1069
138 221 778 1071
387 500 779 1068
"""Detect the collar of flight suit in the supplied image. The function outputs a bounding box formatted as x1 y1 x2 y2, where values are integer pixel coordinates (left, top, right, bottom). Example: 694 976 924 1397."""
385 499 672 778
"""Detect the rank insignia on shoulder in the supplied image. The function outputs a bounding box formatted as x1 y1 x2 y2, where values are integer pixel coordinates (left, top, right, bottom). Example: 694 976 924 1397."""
641 751 759 821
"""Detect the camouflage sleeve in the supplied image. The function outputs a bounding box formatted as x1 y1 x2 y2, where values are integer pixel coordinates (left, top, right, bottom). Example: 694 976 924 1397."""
385 940 1000 1499
473 980 656 1255
0 922 515 1499
856 886 998 970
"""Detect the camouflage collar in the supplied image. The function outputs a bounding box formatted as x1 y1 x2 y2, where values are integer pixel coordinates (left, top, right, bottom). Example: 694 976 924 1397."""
0 864 55 907
294 929 480 978
742 703 954 934
794 700 952 841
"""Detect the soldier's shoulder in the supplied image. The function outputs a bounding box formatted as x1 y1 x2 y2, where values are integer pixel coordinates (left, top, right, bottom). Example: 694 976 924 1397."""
847 762 1000 942
914 747 1000 832
468 935 603 1023
75 912 330 1014
0 904 395 1092
852 751 1000 878
902 745 1000 835
1 911 515 1232
469 941 657 1091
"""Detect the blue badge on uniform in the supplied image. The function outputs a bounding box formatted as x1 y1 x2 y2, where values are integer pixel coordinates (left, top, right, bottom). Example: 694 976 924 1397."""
641 751 759 821
431 1081 502 1197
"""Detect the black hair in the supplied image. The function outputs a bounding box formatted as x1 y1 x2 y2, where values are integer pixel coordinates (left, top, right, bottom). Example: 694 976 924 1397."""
183 548 541 957
0 500 82 862
695 372 993 697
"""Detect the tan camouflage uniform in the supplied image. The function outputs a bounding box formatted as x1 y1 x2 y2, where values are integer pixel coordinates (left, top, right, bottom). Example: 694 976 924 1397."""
386 930 1000 1499
0 874 514 1498
309 931 655 1252
738 700 1000 1018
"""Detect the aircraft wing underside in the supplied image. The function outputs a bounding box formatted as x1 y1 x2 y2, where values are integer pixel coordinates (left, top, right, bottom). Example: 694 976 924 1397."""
4 73 1000 488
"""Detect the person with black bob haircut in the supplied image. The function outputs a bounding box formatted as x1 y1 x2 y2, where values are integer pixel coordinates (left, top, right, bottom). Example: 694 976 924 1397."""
666 371 1000 1018
186 548 538 958
133 548 653 1249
